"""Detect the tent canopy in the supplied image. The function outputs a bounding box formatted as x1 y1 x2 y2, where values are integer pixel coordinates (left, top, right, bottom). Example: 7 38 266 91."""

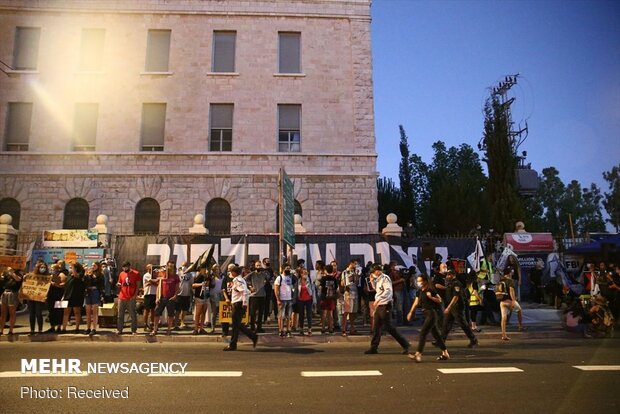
566 234 620 254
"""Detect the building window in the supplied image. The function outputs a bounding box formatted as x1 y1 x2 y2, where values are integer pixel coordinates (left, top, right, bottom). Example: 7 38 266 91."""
13 27 40 70
278 104 301 152
141 103 166 151
0 198 21 229
4 102 32 151
212 31 236 73
145 29 171 72
205 198 231 235
134 198 160 234
278 32 301 73
209 104 233 152
63 198 89 229
73 103 98 151
79 28 105 71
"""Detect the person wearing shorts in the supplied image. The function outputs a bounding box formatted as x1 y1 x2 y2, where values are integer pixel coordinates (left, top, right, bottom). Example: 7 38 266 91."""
142 264 158 332
152 261 180 336
496 268 524 340
319 264 338 334
275 265 294 338
1 267 22 336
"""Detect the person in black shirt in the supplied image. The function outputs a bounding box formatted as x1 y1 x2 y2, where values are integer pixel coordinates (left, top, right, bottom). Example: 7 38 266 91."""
0 267 23 336
440 270 478 347
407 274 449 362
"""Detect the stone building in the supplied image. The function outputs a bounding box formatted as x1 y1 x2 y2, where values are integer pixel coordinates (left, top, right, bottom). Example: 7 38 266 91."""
0 0 378 236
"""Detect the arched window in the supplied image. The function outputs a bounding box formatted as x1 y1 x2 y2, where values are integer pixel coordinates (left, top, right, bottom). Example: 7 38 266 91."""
134 198 160 234
275 199 303 232
0 198 21 229
205 198 231 235
63 198 90 229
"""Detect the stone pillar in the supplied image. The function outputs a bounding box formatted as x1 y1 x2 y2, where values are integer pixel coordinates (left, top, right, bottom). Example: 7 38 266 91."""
381 213 403 237
0 214 18 256
294 214 306 233
92 214 112 248
189 214 208 234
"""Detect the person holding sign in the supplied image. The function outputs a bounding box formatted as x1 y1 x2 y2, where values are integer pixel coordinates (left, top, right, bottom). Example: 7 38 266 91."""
1 267 23 336
25 260 50 335
47 263 66 333
223 266 258 351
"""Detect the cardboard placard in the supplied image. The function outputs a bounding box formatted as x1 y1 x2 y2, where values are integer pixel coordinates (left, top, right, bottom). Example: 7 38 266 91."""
0 255 27 270
218 301 249 324
19 274 51 302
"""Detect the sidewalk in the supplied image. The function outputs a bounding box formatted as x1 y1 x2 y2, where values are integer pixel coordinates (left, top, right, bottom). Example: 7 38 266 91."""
0 303 573 344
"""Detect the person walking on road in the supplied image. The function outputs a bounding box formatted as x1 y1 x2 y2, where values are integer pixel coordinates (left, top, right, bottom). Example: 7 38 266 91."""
440 269 478 347
364 264 412 355
223 266 258 351
407 274 450 362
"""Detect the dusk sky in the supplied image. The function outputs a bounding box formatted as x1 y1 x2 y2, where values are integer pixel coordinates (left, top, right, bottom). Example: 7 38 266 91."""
371 0 620 216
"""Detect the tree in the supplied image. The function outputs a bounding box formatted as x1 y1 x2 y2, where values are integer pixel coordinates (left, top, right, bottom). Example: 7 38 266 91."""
481 97 523 233
577 183 605 234
398 125 415 227
603 164 620 232
425 141 488 235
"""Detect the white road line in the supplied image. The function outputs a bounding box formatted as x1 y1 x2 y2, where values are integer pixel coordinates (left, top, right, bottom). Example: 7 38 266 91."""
148 371 243 377
301 370 382 377
573 365 620 371
438 367 524 374
0 371 88 378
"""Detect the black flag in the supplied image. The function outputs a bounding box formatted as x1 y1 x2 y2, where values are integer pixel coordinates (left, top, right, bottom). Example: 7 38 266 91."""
185 244 216 273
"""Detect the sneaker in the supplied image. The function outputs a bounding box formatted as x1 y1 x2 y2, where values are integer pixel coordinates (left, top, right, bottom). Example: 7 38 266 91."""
437 353 450 361
90 329 96 336
364 348 378 355
408 352 422 363
252 336 258 349
286 331 292 338
467 339 479 348
116 330 123 335
279 331 285 337
307 329 312 336
180 322 187 329
84 329 91 335
223 346 237 352
192 329 199 335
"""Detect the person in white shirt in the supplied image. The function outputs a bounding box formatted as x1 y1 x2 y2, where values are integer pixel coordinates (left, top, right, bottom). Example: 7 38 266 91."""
275 264 294 338
364 264 411 355
223 266 258 351
142 264 159 332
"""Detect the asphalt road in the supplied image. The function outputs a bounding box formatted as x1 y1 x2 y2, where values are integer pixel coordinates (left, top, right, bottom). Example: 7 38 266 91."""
1 335 618 414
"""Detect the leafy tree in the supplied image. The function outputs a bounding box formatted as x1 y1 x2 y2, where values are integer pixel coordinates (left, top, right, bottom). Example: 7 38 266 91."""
603 164 620 232
481 97 523 233
398 125 415 227
425 141 488 235
409 153 430 233
577 183 605 234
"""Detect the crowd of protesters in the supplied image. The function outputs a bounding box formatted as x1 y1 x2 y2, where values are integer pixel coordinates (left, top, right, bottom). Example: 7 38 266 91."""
1 254 616 343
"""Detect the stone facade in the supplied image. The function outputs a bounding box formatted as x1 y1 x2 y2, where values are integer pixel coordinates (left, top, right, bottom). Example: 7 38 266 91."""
0 0 378 234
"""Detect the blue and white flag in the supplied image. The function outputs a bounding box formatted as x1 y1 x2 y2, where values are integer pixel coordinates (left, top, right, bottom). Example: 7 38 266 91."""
467 238 485 272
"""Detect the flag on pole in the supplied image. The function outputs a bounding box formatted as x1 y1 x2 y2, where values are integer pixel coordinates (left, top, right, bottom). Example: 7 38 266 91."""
467 238 485 272
185 244 215 273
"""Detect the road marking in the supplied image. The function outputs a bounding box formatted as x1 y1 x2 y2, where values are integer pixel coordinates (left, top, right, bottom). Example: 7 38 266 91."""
301 370 382 377
148 371 243 377
0 371 88 378
438 367 524 374
573 365 620 371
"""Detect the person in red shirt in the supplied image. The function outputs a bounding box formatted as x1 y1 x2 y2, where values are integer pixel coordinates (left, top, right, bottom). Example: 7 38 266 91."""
151 260 180 336
116 261 141 335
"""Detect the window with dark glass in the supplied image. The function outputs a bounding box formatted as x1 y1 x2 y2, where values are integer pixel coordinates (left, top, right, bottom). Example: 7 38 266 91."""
4 102 32 151
73 103 98 151
134 198 160 234
13 27 40 70
141 103 166 151
63 198 89 229
212 31 236 72
209 104 233 151
205 198 231 235
278 104 301 152
278 32 301 73
0 198 21 229
145 29 171 72
79 28 105 71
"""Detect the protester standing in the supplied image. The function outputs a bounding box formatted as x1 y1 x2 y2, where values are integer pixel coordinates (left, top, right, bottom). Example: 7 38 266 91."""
84 261 105 335
26 260 48 335
46 263 66 333
116 261 141 335
0 267 22 336
152 261 180 336
62 262 86 334
142 264 158 332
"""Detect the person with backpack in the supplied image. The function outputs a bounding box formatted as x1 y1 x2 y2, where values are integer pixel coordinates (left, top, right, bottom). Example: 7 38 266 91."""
496 267 524 341
319 264 339 334
440 269 478 348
